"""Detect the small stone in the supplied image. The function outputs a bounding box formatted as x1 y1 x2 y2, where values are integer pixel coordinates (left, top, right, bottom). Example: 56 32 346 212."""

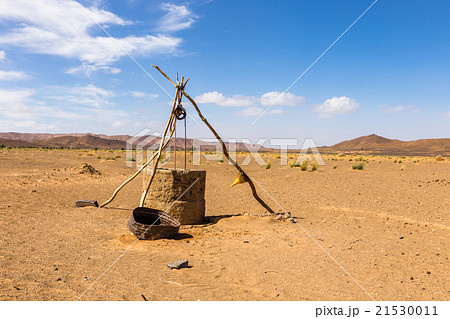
399 236 404 239
426 271 431 275
410 276 414 280
75 199 99 208
56 278 61 282
167 259 189 270
243 241 249 243
84 277 88 281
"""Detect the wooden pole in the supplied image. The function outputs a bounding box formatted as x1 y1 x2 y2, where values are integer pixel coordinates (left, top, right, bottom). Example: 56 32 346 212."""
139 85 179 207
152 65 276 215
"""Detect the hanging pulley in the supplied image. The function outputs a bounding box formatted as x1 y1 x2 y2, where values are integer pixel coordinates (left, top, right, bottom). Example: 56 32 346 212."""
174 88 186 120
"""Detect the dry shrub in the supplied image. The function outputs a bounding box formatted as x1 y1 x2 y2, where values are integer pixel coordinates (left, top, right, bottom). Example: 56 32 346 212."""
300 160 308 171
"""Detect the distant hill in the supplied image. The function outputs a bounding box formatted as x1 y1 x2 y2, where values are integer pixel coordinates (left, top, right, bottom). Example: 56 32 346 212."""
0 132 448 156
40 135 127 149
327 134 401 149
0 132 273 152
319 134 450 156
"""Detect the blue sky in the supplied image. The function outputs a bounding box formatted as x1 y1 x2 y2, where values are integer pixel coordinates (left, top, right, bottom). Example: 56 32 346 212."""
0 0 448 146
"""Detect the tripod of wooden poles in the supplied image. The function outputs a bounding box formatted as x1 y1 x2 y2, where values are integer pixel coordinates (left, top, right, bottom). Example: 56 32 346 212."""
100 66 276 216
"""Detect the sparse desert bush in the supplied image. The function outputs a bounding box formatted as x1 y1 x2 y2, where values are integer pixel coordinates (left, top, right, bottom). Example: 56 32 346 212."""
265 161 271 169
394 160 397 163
338 153 345 157
126 157 135 162
398 160 402 163
352 163 364 170
105 157 115 160
97 155 101 159
333 165 338 169
435 155 444 161
300 160 308 171
289 160 300 168
218 159 223 163
349 158 353 162
114 155 121 159
86 153 93 156
311 162 318 171
161 156 170 164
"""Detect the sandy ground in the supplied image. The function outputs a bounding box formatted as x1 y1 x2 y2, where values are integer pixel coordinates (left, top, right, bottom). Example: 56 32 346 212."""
0 149 448 301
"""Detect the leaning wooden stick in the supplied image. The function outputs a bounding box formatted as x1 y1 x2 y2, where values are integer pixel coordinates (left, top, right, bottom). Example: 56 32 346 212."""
153 65 276 215
99 130 175 208
139 85 179 207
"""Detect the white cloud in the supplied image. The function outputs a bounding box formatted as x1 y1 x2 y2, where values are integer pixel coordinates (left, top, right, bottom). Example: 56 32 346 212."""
195 91 258 107
12 120 57 131
195 90 305 108
260 91 305 106
157 3 198 32
0 86 130 130
269 108 284 115
66 64 121 76
445 112 450 118
379 104 419 113
46 84 115 108
0 88 36 119
0 70 30 81
237 106 284 117
130 91 158 99
130 91 146 98
312 96 360 118
0 50 5 62
0 0 181 75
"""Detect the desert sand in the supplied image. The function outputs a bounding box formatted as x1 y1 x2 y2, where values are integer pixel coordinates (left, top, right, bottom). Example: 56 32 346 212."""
0 148 448 300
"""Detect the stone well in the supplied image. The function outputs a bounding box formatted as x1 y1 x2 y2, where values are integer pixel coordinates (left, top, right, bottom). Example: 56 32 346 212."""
142 168 206 224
